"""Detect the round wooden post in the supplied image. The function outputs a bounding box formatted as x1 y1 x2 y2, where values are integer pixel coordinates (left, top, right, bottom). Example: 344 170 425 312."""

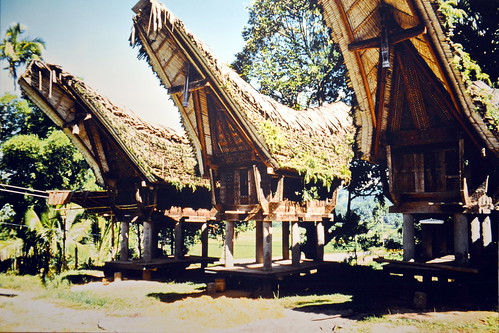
453 213 469 265
174 218 184 260
120 218 130 261
316 220 325 262
224 221 235 268
263 221 272 271
282 221 290 260
201 222 209 257
143 219 153 263
403 214 415 261
291 221 301 266
256 221 263 263
482 216 492 247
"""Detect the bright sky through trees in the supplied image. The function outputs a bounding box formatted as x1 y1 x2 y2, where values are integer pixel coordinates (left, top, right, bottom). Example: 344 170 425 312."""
0 0 249 131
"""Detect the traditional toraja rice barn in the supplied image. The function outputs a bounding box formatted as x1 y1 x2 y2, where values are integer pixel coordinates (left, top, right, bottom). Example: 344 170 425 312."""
130 0 354 274
19 60 216 277
319 0 498 275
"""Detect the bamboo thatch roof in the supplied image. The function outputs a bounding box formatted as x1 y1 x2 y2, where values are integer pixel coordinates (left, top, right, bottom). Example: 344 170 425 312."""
130 0 354 186
319 0 498 160
19 60 208 189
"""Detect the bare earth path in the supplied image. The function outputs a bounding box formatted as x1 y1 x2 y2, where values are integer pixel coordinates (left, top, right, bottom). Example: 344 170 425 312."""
0 281 496 332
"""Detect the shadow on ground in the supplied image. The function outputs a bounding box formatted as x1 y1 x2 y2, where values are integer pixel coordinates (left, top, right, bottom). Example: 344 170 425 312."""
144 262 497 319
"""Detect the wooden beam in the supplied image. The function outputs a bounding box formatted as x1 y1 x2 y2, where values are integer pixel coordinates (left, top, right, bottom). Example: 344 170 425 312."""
348 25 426 51
168 79 210 95
334 0 376 126
373 63 388 159
193 90 209 176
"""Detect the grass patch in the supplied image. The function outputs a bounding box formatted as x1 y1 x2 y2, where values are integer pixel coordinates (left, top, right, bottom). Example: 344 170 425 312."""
45 280 206 314
278 293 352 309
0 273 43 292
358 314 499 332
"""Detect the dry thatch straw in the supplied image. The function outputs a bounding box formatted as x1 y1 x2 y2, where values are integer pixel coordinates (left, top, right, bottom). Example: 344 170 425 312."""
131 0 355 188
20 60 209 190
318 0 498 160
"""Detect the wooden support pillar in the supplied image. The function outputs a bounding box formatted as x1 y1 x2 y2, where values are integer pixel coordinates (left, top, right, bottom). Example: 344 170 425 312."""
282 222 290 260
470 216 481 264
143 219 153 263
482 216 492 247
403 214 415 262
263 221 272 271
291 221 301 266
120 219 130 261
224 221 235 268
453 213 469 265
436 224 448 257
174 219 184 260
422 225 433 260
256 221 263 263
201 222 209 258
151 221 159 258
316 220 325 262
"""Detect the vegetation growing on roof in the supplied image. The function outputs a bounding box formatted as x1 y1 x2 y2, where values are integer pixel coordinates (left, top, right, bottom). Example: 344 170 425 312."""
130 0 355 188
70 80 207 190
437 0 499 133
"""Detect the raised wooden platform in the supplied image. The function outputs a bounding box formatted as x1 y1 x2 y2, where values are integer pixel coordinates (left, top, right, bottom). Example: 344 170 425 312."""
104 255 217 274
375 256 479 281
205 259 335 280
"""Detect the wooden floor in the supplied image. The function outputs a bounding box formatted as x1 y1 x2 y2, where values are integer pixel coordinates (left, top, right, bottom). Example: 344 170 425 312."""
374 255 480 281
205 259 336 279
105 255 217 272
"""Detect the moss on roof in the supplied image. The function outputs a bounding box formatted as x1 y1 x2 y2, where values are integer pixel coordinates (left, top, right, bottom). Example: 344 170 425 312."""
131 0 355 188
21 61 209 190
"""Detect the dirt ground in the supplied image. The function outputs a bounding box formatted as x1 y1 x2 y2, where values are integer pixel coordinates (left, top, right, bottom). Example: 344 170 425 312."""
0 283 496 333
0 263 497 332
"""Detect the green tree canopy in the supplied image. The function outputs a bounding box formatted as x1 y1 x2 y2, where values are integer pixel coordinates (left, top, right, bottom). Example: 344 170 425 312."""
0 93 54 143
232 0 350 109
452 0 498 84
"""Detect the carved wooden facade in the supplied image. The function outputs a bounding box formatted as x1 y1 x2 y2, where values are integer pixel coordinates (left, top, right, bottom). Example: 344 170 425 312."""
20 61 215 275
320 0 497 267
131 0 354 270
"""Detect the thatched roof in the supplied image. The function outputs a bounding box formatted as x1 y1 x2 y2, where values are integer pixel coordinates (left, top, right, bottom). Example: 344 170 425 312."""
318 0 498 160
130 0 354 186
19 60 208 189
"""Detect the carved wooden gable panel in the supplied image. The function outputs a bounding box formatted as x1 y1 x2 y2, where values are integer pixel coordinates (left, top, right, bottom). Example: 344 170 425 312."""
387 44 454 135
207 94 254 166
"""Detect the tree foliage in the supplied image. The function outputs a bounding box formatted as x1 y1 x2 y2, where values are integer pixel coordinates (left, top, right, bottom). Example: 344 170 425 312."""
0 23 45 89
232 0 350 109
0 93 54 142
450 0 498 84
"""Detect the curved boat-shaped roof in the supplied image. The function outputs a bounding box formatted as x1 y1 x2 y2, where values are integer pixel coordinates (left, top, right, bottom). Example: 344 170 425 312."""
131 0 354 186
319 0 498 160
19 60 208 189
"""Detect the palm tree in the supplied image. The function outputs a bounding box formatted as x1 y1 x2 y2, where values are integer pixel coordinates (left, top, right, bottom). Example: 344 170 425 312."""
0 23 45 89
24 204 94 276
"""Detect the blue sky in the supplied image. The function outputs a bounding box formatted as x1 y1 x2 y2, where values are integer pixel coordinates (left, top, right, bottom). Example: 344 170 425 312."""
0 0 250 131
